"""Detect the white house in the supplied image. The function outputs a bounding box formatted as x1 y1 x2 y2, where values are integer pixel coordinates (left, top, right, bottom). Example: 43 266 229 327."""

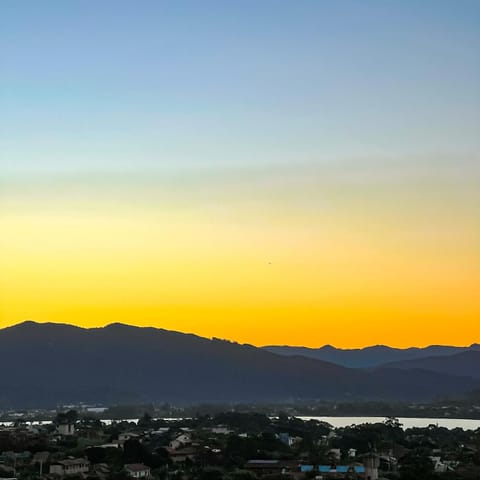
49 458 90 476
124 464 150 478
328 448 341 461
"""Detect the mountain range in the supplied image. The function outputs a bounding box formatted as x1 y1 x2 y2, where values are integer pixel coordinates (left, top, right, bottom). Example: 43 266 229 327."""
263 344 480 368
381 350 480 379
0 321 478 408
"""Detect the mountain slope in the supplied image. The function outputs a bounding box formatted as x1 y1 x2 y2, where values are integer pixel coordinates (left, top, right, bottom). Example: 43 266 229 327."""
263 344 480 368
379 351 480 378
0 321 478 407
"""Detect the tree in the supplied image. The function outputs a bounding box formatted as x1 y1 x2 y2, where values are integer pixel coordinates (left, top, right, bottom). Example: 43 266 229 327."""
384 416 402 430
197 467 224 480
55 409 78 425
138 412 153 428
226 470 257 480
399 448 435 480
86 447 106 464
123 439 151 465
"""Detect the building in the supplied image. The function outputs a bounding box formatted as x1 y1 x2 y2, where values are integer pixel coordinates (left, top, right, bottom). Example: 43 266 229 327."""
124 464 150 478
328 449 341 461
278 432 302 447
57 424 75 436
166 447 197 464
301 465 366 478
169 433 191 450
363 454 379 480
49 458 90 476
118 433 140 443
245 460 299 476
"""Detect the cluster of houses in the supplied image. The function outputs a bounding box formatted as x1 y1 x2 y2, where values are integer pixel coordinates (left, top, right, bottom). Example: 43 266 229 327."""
0 414 476 480
245 460 374 479
0 419 380 480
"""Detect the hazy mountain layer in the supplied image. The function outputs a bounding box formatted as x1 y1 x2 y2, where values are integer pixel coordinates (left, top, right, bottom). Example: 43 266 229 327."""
263 344 480 368
379 350 480 378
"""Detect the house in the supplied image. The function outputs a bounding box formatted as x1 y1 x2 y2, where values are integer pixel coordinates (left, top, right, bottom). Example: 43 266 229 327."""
49 458 90 476
57 424 75 436
166 446 197 464
277 433 302 447
278 432 290 445
245 460 299 477
169 433 191 450
124 463 150 478
92 463 110 479
328 448 342 461
429 456 458 473
118 433 141 443
301 465 366 478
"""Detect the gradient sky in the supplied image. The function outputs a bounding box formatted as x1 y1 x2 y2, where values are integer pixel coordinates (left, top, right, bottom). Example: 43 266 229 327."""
1 1 479 347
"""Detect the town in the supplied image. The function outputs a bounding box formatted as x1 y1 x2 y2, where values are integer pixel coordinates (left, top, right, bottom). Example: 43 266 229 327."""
1 410 479 480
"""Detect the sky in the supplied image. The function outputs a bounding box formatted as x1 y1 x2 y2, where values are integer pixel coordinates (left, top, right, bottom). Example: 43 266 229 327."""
1 0 479 348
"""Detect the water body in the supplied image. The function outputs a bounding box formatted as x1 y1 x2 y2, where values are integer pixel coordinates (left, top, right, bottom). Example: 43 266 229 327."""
298 416 480 430
2 416 479 430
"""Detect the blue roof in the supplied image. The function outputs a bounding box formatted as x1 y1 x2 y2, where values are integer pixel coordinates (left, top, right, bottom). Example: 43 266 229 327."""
318 465 350 473
354 466 366 473
300 465 313 472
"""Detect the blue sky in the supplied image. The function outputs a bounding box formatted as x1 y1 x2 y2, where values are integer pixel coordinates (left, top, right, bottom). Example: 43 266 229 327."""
2 0 479 175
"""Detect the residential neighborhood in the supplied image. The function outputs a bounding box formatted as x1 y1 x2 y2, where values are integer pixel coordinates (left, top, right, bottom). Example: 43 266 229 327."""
0 411 479 480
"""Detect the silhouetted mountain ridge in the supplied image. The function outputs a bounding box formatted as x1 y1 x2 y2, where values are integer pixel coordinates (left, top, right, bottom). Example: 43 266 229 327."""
263 343 480 368
0 321 478 408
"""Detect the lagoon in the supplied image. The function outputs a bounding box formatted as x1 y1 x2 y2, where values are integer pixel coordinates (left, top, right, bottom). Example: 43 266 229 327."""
298 416 480 430
2 416 480 431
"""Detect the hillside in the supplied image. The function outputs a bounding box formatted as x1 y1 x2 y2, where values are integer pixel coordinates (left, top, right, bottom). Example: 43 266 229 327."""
0 321 479 407
263 344 480 368
380 351 480 379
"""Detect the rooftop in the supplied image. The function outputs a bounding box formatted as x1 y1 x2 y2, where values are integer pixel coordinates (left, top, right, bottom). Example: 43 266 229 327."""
125 464 149 472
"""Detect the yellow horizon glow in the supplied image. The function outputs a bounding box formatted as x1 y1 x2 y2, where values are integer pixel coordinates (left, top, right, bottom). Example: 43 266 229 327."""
1 165 479 348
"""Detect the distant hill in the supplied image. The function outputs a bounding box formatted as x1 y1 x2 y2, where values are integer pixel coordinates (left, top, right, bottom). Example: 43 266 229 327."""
379 351 480 378
263 344 480 368
0 321 479 408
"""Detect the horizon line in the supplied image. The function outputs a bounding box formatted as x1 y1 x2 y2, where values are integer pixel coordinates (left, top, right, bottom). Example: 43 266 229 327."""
2 319 478 351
